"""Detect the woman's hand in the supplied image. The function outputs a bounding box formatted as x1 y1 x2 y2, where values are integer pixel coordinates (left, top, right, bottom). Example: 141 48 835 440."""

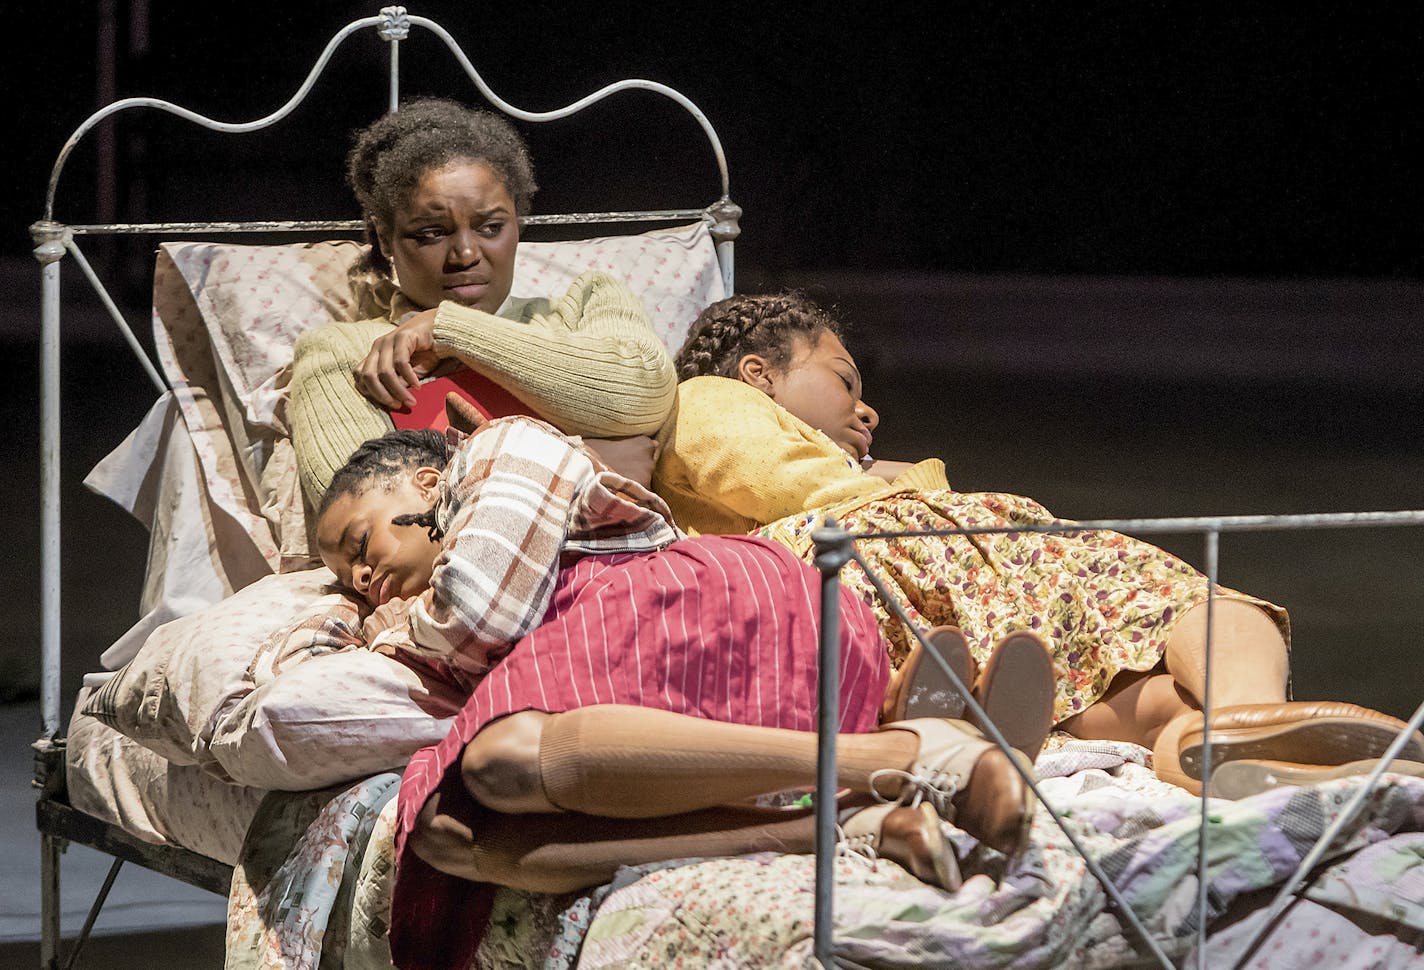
584 435 660 488
354 308 444 410
363 596 415 652
863 458 918 483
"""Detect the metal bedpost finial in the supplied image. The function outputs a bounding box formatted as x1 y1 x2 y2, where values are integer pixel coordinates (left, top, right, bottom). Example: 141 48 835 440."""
29 221 70 265
378 6 410 41
707 197 742 244
810 518 853 574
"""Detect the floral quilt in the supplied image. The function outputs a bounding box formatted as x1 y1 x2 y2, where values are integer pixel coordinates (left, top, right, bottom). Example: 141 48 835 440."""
224 742 1424 970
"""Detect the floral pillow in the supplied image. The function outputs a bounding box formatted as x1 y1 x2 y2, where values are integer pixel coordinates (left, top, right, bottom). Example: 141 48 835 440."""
158 221 724 435
81 568 338 765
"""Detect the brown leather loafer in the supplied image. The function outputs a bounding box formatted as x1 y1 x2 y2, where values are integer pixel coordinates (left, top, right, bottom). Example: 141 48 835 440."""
1154 701 1424 795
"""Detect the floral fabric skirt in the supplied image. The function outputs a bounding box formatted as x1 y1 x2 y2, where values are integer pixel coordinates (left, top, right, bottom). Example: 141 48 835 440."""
758 488 1290 723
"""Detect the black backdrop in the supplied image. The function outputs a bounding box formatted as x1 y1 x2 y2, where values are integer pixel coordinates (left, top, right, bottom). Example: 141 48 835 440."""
10 1 1421 278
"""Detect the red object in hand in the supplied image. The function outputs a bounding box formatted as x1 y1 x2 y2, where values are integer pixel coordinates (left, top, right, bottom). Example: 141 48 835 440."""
388 367 533 432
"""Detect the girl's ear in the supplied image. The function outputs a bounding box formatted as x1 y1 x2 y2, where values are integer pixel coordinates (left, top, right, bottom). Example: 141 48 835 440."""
413 465 442 500
736 353 779 397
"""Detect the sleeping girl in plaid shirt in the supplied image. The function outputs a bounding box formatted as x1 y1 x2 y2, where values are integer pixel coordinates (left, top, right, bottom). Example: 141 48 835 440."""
313 411 1045 970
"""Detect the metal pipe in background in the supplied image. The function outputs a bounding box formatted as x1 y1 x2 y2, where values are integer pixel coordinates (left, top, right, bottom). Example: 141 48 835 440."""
32 223 67 740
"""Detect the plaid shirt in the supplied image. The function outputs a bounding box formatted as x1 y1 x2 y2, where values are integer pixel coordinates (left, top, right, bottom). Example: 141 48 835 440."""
376 416 682 677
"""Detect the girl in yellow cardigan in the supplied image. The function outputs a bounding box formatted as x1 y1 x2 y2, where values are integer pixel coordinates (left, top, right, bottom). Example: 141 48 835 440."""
653 292 1423 795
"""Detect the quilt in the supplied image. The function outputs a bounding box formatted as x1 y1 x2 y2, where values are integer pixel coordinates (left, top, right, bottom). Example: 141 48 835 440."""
224 741 1424 970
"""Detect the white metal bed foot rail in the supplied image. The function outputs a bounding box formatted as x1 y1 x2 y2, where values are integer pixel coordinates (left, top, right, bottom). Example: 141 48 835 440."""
810 508 1424 970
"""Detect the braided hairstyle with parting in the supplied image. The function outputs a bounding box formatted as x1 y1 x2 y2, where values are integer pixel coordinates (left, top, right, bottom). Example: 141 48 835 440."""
319 428 453 541
346 97 539 279
672 292 846 381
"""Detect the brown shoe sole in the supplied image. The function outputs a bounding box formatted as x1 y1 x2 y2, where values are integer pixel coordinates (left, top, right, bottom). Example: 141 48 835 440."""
897 626 977 722
969 631 1056 763
1208 757 1424 799
1180 717 1424 782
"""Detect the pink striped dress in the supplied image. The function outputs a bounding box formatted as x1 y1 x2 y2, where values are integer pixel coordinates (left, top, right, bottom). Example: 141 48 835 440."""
384 419 889 970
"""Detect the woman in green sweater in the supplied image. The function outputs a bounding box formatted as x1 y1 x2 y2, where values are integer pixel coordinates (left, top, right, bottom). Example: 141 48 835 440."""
289 98 676 504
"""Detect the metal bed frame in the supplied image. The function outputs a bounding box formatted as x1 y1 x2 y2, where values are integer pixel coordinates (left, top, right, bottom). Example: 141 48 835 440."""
810 512 1424 969
29 7 738 969
28 6 1424 970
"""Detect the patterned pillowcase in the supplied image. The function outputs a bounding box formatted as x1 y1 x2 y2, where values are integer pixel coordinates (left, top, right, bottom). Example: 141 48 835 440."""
206 649 463 791
508 222 726 355
82 562 467 789
159 221 724 434
82 568 338 765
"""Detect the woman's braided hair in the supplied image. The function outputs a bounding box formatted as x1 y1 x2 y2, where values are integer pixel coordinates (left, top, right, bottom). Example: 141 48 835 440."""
346 98 538 279
319 429 453 541
672 292 845 381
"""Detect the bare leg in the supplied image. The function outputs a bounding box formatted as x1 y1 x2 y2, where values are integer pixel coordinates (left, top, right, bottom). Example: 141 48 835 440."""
411 790 818 893
1057 670 1195 748
1059 600 1287 750
461 705 918 817
1163 599 1289 707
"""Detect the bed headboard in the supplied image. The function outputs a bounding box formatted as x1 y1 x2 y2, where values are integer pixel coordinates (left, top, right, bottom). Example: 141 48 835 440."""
30 3 741 738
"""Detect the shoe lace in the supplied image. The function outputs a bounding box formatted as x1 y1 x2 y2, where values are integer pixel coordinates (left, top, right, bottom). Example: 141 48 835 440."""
834 821 881 876
867 766 961 818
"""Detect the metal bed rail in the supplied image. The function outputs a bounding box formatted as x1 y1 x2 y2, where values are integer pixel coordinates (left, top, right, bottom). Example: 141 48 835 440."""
809 509 1424 969
31 7 734 968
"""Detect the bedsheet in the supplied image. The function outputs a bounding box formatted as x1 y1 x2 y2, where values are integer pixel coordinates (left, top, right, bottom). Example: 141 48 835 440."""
222 740 1424 970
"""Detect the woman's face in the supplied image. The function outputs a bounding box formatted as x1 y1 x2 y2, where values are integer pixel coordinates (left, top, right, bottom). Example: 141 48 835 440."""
382 160 519 313
748 331 880 461
316 467 444 608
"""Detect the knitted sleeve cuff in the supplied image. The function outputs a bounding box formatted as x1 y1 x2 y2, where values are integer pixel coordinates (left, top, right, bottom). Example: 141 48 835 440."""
429 272 675 437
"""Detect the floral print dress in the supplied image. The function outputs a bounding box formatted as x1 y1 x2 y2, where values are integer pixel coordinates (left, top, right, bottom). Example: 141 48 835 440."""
758 488 1290 723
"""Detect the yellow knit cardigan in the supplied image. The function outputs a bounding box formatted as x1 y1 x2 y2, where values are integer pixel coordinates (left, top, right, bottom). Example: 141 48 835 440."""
653 376 947 536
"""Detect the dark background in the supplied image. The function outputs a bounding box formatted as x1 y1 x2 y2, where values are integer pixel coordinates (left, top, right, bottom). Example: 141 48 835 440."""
2 2 1422 716
8 2 1422 276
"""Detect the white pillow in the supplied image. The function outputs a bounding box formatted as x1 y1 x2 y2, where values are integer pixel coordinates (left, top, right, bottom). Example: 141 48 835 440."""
81 559 466 791
206 649 462 791
80 568 338 764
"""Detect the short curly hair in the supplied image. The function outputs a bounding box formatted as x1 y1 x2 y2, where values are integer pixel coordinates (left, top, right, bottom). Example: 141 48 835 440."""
319 428 452 525
346 98 538 277
673 292 846 381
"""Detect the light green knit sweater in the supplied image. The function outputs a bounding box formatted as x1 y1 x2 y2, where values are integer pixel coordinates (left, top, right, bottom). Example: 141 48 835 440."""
289 271 676 503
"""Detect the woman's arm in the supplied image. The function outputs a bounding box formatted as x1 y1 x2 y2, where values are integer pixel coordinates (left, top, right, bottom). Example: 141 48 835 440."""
431 271 677 438
289 318 399 503
864 458 949 490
